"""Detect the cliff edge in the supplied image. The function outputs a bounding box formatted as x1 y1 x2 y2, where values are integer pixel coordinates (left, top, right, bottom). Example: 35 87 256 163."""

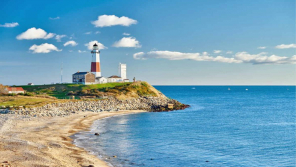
0 82 189 116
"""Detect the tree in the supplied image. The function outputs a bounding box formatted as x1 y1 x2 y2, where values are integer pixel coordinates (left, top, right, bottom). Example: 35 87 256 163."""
0 84 8 95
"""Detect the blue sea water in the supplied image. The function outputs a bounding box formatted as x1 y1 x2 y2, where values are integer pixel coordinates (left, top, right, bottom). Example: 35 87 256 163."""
73 86 296 167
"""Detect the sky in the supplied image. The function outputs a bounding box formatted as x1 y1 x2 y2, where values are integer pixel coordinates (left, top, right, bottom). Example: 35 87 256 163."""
0 0 295 85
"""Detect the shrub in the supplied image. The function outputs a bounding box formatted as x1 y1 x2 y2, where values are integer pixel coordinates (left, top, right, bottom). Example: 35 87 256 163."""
141 82 148 87
24 92 34 96
107 89 120 94
131 85 139 89
81 89 88 94
67 91 74 95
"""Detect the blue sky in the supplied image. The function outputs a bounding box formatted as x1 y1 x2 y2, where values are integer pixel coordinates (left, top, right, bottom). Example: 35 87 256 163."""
0 0 295 85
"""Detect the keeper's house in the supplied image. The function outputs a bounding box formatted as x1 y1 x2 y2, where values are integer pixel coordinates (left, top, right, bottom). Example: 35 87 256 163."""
107 75 122 83
72 72 95 85
6 87 25 94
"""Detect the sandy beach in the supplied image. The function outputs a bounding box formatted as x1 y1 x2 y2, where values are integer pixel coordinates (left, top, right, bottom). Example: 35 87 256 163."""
0 110 145 167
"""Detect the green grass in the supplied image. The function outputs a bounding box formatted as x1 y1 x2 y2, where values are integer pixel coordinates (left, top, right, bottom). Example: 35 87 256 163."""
82 82 131 90
0 81 161 108
16 83 131 99
0 96 61 108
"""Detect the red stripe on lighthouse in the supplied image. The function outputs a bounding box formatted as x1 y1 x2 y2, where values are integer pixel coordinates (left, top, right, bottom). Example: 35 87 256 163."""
91 62 101 72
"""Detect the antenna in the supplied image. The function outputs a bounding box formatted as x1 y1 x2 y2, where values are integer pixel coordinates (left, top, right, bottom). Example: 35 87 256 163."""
61 62 63 84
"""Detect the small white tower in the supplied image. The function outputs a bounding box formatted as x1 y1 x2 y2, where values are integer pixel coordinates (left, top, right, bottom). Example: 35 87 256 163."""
91 43 101 78
119 63 127 80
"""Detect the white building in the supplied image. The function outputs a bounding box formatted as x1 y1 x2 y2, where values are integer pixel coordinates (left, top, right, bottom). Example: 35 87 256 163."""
97 77 107 84
73 47 130 84
107 75 122 83
119 63 127 80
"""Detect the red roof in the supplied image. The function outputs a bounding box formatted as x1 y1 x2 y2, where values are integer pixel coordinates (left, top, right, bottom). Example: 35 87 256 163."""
108 75 121 78
7 87 24 91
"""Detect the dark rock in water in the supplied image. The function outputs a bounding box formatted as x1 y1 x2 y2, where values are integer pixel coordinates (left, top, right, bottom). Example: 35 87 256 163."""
94 133 100 136
150 158 154 160
205 160 209 162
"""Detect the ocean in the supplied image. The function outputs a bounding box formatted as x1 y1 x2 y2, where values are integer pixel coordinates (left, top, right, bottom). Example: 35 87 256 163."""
73 86 296 167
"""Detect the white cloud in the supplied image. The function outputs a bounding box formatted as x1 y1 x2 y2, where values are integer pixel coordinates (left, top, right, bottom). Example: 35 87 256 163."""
95 31 100 34
29 43 61 53
213 50 222 54
85 40 107 50
133 50 296 65
258 46 266 49
49 17 60 20
113 37 141 48
123 32 130 36
16 27 55 40
55 35 66 42
78 50 87 53
85 31 92 35
91 15 137 27
226 51 233 54
64 40 78 47
275 44 296 49
133 52 145 60
233 52 291 64
0 22 19 28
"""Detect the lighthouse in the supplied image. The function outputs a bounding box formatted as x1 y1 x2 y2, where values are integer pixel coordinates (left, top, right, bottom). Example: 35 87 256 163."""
91 43 101 78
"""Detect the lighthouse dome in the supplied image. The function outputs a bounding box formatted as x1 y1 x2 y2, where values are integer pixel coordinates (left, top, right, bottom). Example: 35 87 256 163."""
93 43 99 50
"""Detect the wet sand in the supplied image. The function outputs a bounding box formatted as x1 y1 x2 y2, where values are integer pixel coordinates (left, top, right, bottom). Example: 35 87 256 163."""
0 110 145 167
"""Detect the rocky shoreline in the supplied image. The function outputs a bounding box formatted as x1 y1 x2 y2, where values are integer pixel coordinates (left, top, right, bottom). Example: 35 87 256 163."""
0 97 189 117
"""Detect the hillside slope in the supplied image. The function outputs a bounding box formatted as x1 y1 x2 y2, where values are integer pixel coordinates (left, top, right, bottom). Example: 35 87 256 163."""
1 82 189 112
18 81 166 99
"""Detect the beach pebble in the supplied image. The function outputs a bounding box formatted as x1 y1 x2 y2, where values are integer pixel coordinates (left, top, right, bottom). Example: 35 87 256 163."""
113 155 117 158
88 165 94 167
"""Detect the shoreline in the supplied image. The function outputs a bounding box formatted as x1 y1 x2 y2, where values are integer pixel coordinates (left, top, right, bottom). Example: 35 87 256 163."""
0 110 146 167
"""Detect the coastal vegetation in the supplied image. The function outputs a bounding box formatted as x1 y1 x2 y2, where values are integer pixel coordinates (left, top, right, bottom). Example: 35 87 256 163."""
0 95 63 108
0 82 169 109
16 81 160 99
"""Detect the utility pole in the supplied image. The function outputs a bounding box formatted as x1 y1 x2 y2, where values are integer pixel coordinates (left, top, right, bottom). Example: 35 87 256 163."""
61 62 63 84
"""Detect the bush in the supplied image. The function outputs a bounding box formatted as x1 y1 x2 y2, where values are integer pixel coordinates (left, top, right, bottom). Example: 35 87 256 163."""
24 92 34 96
141 82 148 87
81 89 88 94
67 91 74 95
107 89 120 94
39 89 52 94
8 93 17 96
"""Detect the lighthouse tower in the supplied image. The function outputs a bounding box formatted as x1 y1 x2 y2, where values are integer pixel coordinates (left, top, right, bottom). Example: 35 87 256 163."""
91 43 101 78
